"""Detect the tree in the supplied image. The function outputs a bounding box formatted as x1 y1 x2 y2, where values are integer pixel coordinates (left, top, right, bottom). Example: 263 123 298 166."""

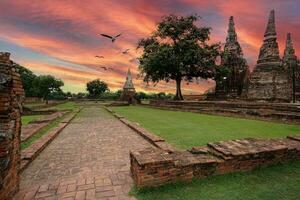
138 14 220 100
32 75 64 103
86 79 108 98
136 92 148 99
14 63 37 97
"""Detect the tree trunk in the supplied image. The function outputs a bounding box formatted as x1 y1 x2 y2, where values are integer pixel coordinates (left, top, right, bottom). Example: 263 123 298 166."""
44 96 48 104
174 79 184 100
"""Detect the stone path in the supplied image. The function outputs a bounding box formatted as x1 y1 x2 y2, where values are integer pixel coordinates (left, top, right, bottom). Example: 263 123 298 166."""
15 107 152 200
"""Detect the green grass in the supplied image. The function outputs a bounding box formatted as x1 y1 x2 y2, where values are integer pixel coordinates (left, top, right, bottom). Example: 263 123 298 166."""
111 106 300 149
21 112 70 150
131 160 300 200
21 115 43 125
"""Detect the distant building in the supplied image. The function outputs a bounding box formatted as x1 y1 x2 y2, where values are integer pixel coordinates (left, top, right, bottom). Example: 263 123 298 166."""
120 68 139 104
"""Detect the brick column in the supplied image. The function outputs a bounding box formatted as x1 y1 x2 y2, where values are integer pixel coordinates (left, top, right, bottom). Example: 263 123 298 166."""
0 52 24 199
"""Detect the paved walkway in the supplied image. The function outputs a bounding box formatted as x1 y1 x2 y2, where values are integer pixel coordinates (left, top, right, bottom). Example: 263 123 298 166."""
15 107 152 200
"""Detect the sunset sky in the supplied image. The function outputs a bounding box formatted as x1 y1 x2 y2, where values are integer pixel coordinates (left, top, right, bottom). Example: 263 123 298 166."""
0 0 299 94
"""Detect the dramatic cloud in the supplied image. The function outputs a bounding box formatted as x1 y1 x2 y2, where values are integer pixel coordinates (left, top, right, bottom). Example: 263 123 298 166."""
0 0 299 94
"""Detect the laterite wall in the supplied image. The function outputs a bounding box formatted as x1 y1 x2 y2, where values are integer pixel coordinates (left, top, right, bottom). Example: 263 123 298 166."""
0 52 24 199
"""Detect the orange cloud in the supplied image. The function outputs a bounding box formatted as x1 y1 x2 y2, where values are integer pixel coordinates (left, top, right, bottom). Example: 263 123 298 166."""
0 0 299 94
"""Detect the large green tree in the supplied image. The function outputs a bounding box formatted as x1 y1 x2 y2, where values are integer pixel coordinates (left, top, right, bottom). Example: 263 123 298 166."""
32 75 64 103
138 14 220 100
15 63 37 97
86 79 109 97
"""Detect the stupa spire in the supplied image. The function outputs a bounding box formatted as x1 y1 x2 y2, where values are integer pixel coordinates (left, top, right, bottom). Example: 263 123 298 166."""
257 9 280 64
226 16 237 43
123 68 135 90
264 9 276 38
283 33 297 62
224 16 243 55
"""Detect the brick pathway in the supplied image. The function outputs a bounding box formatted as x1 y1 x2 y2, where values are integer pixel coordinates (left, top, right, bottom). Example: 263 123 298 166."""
15 107 152 200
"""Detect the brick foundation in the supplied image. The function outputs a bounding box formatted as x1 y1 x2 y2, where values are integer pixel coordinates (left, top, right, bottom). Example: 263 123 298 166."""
0 52 24 199
148 100 300 124
130 136 300 188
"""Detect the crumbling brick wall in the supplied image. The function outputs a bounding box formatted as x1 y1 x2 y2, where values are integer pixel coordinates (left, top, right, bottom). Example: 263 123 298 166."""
130 136 300 188
0 52 24 199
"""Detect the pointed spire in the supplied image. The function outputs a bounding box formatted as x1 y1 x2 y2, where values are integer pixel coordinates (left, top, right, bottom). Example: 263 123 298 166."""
226 16 237 43
257 9 280 64
224 16 243 55
264 9 276 38
283 33 297 60
123 68 135 90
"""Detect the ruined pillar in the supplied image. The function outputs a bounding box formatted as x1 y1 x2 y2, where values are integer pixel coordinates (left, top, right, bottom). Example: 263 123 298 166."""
283 33 300 101
0 52 24 199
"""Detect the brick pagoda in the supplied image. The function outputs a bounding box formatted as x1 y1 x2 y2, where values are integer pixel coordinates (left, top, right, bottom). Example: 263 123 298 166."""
215 16 249 98
247 10 291 102
283 33 300 101
120 68 139 104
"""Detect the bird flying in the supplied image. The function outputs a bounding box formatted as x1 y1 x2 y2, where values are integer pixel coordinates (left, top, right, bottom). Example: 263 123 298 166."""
100 33 122 42
100 66 114 71
95 55 104 59
122 49 130 54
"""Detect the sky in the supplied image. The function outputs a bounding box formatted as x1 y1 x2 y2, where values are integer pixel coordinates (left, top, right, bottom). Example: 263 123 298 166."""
0 0 299 94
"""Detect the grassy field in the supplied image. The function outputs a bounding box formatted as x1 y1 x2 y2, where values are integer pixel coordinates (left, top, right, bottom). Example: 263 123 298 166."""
111 106 300 200
131 160 300 200
21 115 43 125
112 106 300 149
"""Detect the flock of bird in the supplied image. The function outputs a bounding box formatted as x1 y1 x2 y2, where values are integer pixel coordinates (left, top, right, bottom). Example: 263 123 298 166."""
96 33 131 71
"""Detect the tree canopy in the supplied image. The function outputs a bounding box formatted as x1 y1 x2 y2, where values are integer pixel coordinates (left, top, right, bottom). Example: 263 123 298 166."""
15 64 65 101
138 14 220 100
32 75 64 103
15 63 37 97
86 79 109 97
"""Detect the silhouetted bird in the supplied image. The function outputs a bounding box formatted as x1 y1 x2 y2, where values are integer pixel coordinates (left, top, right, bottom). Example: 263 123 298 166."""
100 33 122 42
95 55 104 59
100 66 114 71
122 49 130 54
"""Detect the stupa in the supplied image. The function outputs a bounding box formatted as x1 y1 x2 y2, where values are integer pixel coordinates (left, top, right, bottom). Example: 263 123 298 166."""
120 68 139 104
247 10 291 102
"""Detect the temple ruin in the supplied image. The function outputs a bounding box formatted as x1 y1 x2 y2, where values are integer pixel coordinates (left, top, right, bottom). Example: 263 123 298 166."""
120 68 139 104
0 52 24 200
247 10 295 102
215 16 250 99
283 33 300 102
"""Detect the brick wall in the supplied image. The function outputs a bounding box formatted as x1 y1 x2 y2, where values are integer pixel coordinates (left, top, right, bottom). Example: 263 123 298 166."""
148 100 300 124
0 52 24 199
130 136 300 188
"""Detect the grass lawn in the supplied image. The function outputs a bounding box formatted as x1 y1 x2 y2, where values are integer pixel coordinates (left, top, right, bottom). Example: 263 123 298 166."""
112 106 300 200
21 115 43 125
111 106 300 149
131 160 300 200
